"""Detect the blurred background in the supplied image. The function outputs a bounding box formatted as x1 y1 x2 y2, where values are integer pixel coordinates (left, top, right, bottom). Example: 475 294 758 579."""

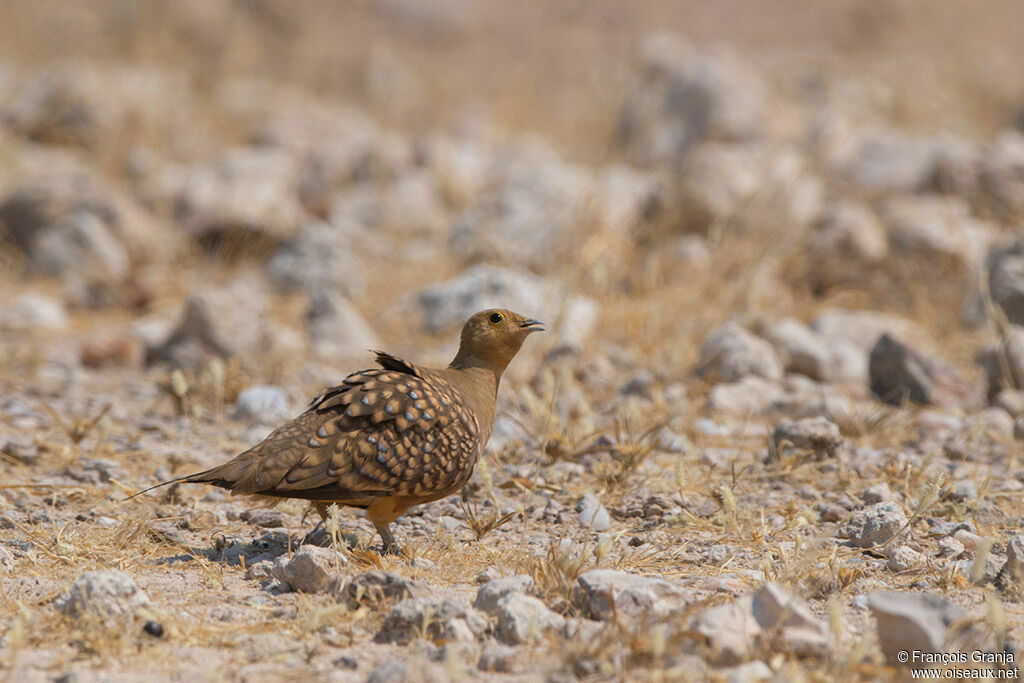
3 5 1024 677
1 0 1024 410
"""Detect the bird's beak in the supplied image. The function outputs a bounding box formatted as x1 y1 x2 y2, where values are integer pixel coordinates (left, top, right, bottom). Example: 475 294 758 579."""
520 319 545 333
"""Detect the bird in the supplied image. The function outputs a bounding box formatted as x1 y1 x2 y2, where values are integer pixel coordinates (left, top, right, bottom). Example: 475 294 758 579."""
129 309 543 553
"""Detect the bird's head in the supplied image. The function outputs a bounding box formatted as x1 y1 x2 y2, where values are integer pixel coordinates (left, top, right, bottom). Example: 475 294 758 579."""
450 309 544 373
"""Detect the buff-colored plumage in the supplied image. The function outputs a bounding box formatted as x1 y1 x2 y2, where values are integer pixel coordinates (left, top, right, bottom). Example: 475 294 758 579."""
136 309 542 552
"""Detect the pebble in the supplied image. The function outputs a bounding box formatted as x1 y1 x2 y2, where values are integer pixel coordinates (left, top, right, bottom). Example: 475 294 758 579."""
576 493 611 532
0 293 68 330
840 502 907 547
493 593 564 645
573 569 691 621
233 385 291 423
1 437 40 466
944 479 977 503
375 596 487 644
938 536 966 558
474 575 534 614
867 592 967 666
997 535 1024 586
55 570 151 620
887 545 924 572
269 546 347 593
771 416 843 459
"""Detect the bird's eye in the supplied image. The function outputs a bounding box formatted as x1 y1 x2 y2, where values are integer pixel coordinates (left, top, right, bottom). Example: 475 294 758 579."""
489 312 503 324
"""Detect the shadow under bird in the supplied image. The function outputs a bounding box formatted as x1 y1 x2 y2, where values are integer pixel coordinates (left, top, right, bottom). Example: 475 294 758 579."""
128 309 543 553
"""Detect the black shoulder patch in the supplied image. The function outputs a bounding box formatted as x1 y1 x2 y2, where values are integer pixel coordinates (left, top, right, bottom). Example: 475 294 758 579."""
373 351 420 377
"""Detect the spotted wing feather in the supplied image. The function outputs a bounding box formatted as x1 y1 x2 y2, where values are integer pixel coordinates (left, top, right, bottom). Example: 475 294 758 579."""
185 357 481 502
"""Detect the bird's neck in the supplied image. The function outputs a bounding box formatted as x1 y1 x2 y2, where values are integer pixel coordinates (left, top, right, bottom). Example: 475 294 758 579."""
440 360 500 437
446 356 503 397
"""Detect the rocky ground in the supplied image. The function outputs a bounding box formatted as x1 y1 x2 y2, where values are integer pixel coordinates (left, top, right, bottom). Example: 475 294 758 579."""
2 2 1024 681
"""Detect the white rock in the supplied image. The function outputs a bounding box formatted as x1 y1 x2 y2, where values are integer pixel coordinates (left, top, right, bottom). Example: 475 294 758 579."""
808 199 889 265
6 64 194 152
983 233 1024 327
938 536 966 559
233 385 291 423
952 529 984 552
424 135 493 208
550 296 600 355
751 583 830 658
576 494 611 532
266 221 365 297
0 293 67 331
861 483 898 505
706 376 783 415
473 575 534 614
978 129 1024 224
620 34 764 166
170 146 307 244
270 546 347 594
377 170 449 236
56 570 151 619
0 545 13 570
341 571 426 608
946 478 980 503
150 274 270 367
723 661 774 683
771 417 843 459
670 235 712 267
249 102 379 207
676 142 821 233
882 195 990 273
477 640 519 673
997 535 1024 586
840 502 907 548
494 593 564 645
376 596 487 644
867 591 967 665
593 165 662 238
993 389 1024 417
688 598 761 666
979 326 1024 403
572 570 691 621
831 127 954 194
32 211 130 282
449 139 594 270
757 318 835 381
887 546 924 572
307 291 380 360
695 321 783 384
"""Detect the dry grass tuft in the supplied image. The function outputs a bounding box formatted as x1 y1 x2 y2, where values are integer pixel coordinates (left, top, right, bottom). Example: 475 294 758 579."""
458 500 516 542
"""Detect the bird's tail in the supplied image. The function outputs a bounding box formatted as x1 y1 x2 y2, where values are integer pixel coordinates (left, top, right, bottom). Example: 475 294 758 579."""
122 467 223 502
123 458 255 502
122 475 189 501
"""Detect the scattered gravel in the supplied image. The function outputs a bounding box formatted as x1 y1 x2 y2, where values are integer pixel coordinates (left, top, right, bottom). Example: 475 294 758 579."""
2 12 1023 682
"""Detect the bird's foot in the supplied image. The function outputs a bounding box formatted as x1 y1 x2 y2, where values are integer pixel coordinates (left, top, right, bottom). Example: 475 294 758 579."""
302 521 358 549
380 542 404 556
301 522 331 547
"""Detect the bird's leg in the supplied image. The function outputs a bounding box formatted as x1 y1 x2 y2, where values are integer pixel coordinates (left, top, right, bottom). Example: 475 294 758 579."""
302 502 332 547
367 498 407 556
375 522 401 555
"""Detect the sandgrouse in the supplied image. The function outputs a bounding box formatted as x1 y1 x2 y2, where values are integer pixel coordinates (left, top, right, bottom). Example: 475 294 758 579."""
133 309 542 552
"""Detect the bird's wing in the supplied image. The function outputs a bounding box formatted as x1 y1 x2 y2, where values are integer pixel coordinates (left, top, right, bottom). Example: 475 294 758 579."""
185 364 482 501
